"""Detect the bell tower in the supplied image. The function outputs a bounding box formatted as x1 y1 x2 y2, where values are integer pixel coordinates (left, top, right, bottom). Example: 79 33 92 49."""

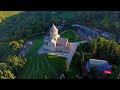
50 24 60 40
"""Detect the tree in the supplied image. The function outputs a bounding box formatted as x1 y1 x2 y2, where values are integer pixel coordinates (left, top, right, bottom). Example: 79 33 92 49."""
54 18 61 25
117 73 120 79
0 70 15 79
0 63 10 70
90 40 97 56
111 21 120 41
10 41 23 51
100 16 111 31
19 40 24 44
45 75 48 79
84 53 92 61
64 60 70 72
6 55 27 75
90 37 120 65
79 37 120 66
0 63 15 79
108 65 120 79
64 60 70 79
81 51 84 63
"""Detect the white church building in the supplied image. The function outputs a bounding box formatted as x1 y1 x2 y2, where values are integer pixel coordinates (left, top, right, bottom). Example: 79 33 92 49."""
44 24 71 53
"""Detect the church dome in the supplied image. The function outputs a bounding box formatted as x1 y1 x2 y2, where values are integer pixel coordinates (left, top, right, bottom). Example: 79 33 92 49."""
50 24 58 34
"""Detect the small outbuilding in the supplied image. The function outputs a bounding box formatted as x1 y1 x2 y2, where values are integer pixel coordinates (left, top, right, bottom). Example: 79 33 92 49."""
85 59 111 79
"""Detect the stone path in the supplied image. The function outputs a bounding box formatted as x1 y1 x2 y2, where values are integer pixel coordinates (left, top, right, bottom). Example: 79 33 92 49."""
20 41 34 57
66 42 80 63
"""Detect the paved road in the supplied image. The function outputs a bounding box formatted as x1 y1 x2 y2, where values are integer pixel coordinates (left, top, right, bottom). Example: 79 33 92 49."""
20 41 34 57
72 24 100 41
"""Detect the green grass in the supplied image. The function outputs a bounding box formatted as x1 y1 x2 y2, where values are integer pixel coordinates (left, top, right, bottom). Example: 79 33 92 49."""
19 54 59 79
69 53 81 79
61 31 81 42
18 38 67 79
46 55 67 74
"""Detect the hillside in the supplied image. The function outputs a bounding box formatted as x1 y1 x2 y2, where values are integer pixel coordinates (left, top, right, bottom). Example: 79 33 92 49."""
0 11 23 23
0 11 78 42
1 11 120 42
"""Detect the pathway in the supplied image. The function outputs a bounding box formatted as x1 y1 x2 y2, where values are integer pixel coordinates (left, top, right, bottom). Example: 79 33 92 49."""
20 41 34 57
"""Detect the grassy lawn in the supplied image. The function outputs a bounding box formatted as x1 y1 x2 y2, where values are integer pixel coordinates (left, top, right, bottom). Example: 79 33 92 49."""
61 31 81 42
68 53 81 79
46 55 67 74
18 38 66 79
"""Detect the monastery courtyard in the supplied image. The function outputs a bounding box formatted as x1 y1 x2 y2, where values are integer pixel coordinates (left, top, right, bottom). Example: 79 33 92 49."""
38 42 80 63
38 24 81 63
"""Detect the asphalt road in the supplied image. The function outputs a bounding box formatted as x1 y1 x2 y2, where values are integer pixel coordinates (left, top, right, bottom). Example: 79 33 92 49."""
72 24 100 41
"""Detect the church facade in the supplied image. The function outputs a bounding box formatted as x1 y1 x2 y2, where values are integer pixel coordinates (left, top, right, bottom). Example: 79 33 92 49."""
44 24 71 53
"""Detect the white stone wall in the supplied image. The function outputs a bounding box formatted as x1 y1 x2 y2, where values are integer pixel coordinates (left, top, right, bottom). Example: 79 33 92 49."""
49 42 56 51
50 33 60 41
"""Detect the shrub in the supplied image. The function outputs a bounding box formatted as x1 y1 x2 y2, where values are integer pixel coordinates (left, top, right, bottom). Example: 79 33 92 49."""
84 53 92 61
